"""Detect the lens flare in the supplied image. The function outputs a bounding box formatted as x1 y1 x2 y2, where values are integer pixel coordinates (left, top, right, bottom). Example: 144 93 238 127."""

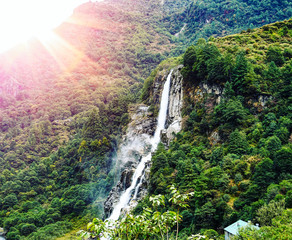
0 0 90 53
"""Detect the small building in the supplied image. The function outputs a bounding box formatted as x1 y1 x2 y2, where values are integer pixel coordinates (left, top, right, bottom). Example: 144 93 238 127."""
224 220 259 240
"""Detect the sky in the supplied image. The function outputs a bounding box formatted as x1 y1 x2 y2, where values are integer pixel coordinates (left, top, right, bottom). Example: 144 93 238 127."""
0 0 102 53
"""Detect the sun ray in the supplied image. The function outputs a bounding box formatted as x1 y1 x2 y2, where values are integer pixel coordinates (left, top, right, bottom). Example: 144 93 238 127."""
36 30 101 78
0 0 91 53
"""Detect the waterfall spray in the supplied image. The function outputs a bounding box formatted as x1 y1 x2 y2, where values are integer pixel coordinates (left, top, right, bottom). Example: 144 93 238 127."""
107 69 173 221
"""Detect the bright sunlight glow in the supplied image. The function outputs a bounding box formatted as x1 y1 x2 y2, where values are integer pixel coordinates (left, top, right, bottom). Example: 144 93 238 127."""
0 0 96 53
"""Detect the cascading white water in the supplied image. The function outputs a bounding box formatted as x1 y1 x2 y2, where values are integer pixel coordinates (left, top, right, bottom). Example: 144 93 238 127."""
107 69 173 221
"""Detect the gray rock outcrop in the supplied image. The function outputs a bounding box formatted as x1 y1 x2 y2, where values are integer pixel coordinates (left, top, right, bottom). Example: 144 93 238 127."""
103 66 184 218
165 65 184 144
104 167 136 219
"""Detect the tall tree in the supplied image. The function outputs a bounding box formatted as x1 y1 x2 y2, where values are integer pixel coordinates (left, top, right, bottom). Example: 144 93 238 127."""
228 129 249 155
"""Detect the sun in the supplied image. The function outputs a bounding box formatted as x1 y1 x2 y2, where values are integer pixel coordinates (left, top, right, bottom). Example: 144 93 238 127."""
0 0 89 53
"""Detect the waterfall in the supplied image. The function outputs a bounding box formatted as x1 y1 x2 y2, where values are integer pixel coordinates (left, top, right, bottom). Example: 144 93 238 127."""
107 69 173 221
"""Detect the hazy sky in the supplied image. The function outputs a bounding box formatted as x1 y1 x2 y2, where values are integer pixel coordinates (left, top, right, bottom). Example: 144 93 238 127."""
0 0 103 52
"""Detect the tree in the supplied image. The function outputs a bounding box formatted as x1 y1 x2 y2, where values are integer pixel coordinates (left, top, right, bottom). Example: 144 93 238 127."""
232 52 248 92
265 136 282 158
274 146 292 175
215 99 248 127
241 67 261 95
252 158 275 188
3 193 18 209
265 61 281 91
228 129 249 155
233 209 292 240
20 223 37 236
194 202 216 229
193 43 221 81
176 158 193 183
79 186 193 240
256 200 285 226
151 152 169 174
263 113 278 137
169 185 194 240
279 61 292 99
82 108 102 140
286 190 292 208
210 147 223 165
206 53 233 84
223 81 235 99
275 127 289 144
266 46 284 66
6 231 21 240
183 45 197 68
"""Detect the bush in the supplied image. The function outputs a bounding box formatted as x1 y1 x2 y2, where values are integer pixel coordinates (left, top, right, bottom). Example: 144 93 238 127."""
266 46 284 66
20 224 37 236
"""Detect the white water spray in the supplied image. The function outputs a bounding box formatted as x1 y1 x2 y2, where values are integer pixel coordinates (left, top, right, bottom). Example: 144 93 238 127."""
107 69 173 221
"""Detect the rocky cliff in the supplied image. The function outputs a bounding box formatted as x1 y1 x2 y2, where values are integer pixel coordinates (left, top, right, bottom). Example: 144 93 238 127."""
104 104 153 218
162 65 184 145
102 62 275 218
103 66 184 218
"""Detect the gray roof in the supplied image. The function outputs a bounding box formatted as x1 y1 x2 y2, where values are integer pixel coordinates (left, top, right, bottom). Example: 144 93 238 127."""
224 220 260 235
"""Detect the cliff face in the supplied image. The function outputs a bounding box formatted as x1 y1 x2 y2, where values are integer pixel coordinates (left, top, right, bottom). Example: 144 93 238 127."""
104 104 153 218
103 61 278 218
104 66 184 218
162 65 184 145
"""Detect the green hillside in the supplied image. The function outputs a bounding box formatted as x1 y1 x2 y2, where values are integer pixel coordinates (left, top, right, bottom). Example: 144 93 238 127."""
0 0 291 239
82 19 292 239
141 19 292 239
0 1 174 239
164 0 292 44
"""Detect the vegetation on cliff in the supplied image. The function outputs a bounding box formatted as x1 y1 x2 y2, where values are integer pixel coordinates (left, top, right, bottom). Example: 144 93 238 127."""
139 19 292 238
164 0 292 50
81 18 292 239
0 1 174 239
0 0 291 239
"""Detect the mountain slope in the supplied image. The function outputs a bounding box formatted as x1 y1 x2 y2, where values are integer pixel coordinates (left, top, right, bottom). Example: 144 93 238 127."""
0 0 291 239
0 1 175 239
138 18 292 238
163 0 292 51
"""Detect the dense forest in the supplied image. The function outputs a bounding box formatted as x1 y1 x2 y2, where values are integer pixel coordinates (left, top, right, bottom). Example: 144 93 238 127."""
164 0 292 49
0 1 174 239
0 0 291 239
83 19 292 239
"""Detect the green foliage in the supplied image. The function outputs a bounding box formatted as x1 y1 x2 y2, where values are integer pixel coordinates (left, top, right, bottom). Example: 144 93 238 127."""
285 190 292 208
142 19 292 238
234 209 292 240
3 193 18 209
26 221 72 240
232 52 249 91
141 69 158 102
265 136 282 158
256 199 285 226
252 158 275 188
163 0 292 49
20 224 37 236
266 46 285 66
0 0 181 238
183 46 197 68
214 99 248 128
80 186 193 240
181 42 233 85
228 130 249 155
0 1 291 239
274 146 292 176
